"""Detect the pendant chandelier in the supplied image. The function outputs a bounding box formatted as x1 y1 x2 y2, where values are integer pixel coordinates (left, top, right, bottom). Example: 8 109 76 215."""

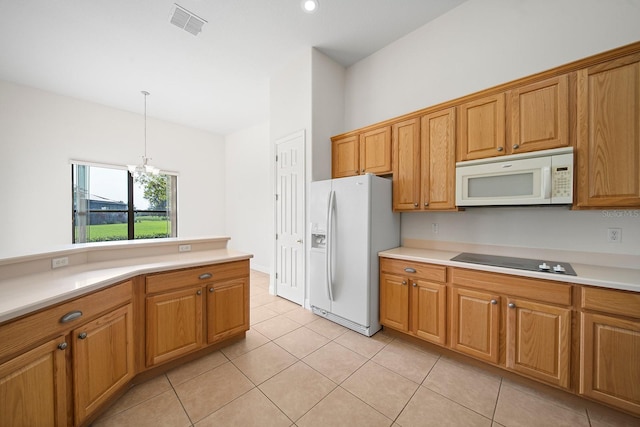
127 90 160 175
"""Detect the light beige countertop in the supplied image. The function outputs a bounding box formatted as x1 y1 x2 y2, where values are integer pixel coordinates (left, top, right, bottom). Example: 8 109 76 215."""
0 237 252 323
380 243 640 293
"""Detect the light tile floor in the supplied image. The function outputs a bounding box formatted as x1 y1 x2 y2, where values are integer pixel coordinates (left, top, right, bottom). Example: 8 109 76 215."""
93 270 639 427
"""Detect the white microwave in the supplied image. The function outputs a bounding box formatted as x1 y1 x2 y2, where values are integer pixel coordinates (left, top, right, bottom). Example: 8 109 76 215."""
455 147 573 206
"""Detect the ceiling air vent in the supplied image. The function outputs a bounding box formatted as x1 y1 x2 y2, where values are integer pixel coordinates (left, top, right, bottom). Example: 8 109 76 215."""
170 4 207 36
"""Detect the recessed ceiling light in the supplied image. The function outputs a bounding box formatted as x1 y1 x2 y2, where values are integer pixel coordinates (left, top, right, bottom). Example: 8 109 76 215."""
301 0 319 13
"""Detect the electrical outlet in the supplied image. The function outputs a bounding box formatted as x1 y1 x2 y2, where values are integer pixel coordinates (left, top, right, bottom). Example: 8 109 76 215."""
52 256 69 269
607 228 622 243
432 223 439 234
179 244 192 252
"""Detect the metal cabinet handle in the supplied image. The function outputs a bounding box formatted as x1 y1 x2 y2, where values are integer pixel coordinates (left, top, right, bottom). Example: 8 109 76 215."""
513 144 520 149
78 332 87 340
508 303 516 309
404 267 416 273
58 342 68 350
196 290 202 296
209 287 214 293
490 299 498 305
60 311 83 324
199 273 212 280
497 147 504 152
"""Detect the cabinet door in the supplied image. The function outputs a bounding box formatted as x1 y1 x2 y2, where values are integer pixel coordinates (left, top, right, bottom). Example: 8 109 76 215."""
146 286 203 367
450 287 500 363
380 273 409 332
392 118 421 210
580 312 640 414
576 53 640 207
0 337 67 427
207 277 249 344
506 298 571 388
332 135 359 178
421 107 456 210
509 75 569 154
73 304 135 424
458 93 506 161
360 126 392 175
411 280 446 345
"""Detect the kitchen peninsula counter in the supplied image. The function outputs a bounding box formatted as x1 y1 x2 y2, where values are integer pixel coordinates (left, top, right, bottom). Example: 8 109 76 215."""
0 237 253 323
379 242 640 293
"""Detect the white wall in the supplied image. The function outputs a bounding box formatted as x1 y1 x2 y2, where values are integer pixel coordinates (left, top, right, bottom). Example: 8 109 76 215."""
0 80 226 257
343 0 640 256
225 121 271 272
311 49 345 182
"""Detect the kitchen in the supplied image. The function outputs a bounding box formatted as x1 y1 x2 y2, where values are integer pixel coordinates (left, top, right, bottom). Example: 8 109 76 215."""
1 0 640 426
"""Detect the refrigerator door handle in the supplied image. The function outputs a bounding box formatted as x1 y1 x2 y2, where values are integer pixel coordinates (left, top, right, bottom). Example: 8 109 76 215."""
326 190 335 302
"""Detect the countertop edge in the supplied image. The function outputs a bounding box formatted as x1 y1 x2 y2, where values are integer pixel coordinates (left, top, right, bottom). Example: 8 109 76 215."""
0 250 253 324
379 248 640 293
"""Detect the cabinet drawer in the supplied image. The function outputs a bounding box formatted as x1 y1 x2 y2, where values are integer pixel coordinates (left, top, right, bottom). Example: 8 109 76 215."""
146 260 249 294
451 268 571 306
581 286 640 318
380 258 446 283
0 280 132 361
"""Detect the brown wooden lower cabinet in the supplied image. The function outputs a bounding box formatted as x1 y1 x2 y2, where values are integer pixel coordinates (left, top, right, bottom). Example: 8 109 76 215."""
505 297 571 388
380 258 447 345
0 336 68 427
580 312 640 414
146 285 204 367
73 304 135 425
207 276 250 344
580 286 640 415
0 259 251 426
450 286 500 364
380 259 640 418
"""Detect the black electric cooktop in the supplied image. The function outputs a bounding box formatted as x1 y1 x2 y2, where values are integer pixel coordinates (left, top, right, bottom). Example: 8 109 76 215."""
451 252 577 276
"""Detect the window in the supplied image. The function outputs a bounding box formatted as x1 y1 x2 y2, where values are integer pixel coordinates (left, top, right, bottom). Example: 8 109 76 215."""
72 162 177 243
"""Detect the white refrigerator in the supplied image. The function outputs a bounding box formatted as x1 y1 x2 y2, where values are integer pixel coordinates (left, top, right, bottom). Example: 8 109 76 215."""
309 174 400 336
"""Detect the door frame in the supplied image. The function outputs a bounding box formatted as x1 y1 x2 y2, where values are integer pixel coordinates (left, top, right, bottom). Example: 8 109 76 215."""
272 130 306 303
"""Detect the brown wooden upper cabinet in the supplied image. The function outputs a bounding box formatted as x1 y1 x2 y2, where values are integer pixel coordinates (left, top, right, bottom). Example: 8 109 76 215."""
509 74 570 154
457 93 506 161
458 75 570 162
332 126 392 178
575 53 640 208
392 108 456 211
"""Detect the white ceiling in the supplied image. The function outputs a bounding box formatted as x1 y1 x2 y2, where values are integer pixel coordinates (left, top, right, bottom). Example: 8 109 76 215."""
0 0 466 135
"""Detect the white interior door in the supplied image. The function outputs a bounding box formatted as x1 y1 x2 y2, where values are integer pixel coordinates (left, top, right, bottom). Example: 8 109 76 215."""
275 131 305 305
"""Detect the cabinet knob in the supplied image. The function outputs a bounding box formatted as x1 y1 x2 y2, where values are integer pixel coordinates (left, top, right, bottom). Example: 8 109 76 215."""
402 281 407 285
424 202 429 207
513 144 520 150
508 302 516 309
196 290 202 296
58 342 68 351
490 299 498 305
413 202 418 207
78 332 87 340
412 283 417 287
496 147 504 152
361 169 365 173
209 287 214 293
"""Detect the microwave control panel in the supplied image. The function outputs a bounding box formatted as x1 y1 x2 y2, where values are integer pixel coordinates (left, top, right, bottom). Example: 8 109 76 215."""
552 166 572 199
